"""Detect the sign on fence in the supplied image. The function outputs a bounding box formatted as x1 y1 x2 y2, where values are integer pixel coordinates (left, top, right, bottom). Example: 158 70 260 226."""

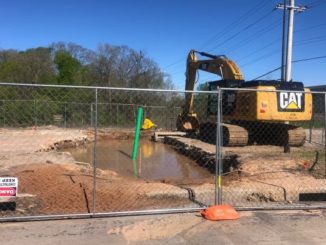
0 177 18 197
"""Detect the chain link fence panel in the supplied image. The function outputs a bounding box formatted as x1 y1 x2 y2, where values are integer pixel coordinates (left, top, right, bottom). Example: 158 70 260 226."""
0 83 326 221
218 88 326 209
92 88 217 212
0 85 97 218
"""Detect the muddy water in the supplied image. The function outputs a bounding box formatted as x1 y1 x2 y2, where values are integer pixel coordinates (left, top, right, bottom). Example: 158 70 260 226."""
68 139 212 181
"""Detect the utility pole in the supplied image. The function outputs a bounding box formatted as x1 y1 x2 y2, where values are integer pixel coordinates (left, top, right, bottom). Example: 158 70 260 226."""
276 0 306 82
280 0 287 81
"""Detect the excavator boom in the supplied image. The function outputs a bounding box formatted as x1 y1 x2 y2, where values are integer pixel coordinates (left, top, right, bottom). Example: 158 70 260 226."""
177 50 243 132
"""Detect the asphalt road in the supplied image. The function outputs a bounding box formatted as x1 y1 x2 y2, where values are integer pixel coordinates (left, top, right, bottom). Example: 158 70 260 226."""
1 210 326 244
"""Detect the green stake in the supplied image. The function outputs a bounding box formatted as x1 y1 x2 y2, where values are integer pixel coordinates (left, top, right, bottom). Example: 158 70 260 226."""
133 159 138 178
132 107 143 161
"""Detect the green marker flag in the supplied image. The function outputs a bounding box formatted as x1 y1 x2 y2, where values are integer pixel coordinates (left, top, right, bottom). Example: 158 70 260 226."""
132 107 143 161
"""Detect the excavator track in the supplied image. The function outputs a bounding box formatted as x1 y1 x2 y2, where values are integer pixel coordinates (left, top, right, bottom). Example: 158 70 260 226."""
287 126 306 146
239 121 306 147
199 122 248 146
222 124 249 146
199 122 306 147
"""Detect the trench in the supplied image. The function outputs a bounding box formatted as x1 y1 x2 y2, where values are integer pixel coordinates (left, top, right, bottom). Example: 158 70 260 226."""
66 139 213 183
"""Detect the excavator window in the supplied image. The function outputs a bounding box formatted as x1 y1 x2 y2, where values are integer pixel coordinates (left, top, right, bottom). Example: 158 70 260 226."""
207 79 244 117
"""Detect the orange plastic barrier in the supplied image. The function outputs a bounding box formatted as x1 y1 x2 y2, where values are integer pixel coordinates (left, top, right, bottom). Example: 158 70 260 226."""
201 204 240 221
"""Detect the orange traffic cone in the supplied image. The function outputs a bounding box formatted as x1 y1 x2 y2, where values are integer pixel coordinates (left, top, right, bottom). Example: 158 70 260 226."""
201 204 240 221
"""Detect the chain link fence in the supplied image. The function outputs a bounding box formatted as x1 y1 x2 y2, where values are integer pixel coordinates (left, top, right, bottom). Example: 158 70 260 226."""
0 83 325 221
217 88 326 209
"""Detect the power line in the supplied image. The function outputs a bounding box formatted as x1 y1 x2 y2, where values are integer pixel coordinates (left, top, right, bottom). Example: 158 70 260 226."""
294 35 326 45
252 67 282 80
295 38 326 47
240 39 326 69
162 0 273 70
165 10 326 77
232 22 326 64
198 0 272 50
240 49 280 68
307 0 326 8
167 69 185 77
292 54 326 63
252 54 326 80
162 58 184 70
207 10 276 52
164 1 325 73
165 8 277 73
222 16 326 64
238 35 326 68
225 19 282 55
295 22 326 33
167 32 326 79
236 37 281 63
222 12 326 65
230 21 326 65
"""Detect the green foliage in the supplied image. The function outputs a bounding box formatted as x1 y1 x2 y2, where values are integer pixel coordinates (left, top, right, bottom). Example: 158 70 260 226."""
3 100 35 126
0 42 177 128
0 48 55 84
54 51 81 85
193 82 210 121
0 42 173 89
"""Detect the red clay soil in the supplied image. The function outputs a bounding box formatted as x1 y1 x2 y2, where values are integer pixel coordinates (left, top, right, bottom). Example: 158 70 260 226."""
16 164 91 214
1 163 192 216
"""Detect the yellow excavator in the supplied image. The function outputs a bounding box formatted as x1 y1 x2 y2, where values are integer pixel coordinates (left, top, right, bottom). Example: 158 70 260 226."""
177 50 312 147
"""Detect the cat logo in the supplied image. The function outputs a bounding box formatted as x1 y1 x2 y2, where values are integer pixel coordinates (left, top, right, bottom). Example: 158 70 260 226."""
278 92 304 112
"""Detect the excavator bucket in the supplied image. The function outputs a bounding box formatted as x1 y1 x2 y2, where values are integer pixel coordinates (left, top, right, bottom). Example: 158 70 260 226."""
201 204 240 221
141 118 156 130
176 114 200 132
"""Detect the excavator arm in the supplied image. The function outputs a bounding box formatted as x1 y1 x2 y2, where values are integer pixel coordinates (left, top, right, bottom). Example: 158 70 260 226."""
177 50 243 132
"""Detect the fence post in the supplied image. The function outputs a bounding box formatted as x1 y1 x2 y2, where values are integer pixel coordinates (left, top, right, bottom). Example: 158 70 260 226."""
90 103 93 127
165 106 168 130
172 106 175 130
34 100 37 126
116 103 119 127
215 90 219 205
143 106 147 123
219 89 224 205
215 89 223 205
324 93 326 177
309 113 313 143
2 100 5 127
92 89 98 213
64 103 67 128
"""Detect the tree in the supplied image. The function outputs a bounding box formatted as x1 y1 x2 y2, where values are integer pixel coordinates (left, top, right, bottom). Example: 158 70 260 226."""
0 48 55 84
0 42 180 128
54 51 82 85
23 47 56 84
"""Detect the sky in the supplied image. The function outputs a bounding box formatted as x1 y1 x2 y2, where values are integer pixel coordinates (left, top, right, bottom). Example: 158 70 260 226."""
0 0 326 89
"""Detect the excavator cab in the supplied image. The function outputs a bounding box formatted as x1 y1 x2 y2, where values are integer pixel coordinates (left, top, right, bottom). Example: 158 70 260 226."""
207 79 244 117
